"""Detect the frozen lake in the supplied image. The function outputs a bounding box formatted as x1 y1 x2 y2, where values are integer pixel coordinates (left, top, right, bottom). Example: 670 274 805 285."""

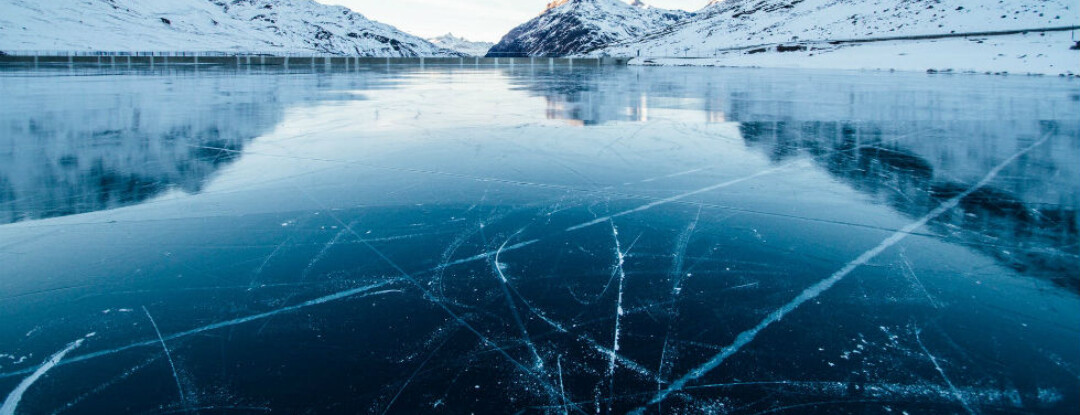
0 65 1078 414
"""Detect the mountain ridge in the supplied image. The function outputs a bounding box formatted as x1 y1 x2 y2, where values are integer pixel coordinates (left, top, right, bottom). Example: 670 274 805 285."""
598 0 1077 55
0 0 460 56
486 0 689 57
427 33 494 56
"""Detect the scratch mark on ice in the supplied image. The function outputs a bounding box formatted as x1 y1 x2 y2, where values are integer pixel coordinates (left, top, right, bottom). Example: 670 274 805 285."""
915 328 978 415
899 252 940 309
249 237 292 289
580 335 655 380
670 206 701 297
354 234 575 411
609 222 628 379
1039 349 1080 380
2 335 89 415
641 130 1054 410
0 283 403 381
142 306 187 409
293 190 583 414
434 239 540 270
558 356 569 415
657 208 701 407
50 355 161 415
380 330 453 415
301 222 355 281
491 259 570 334
603 167 709 190
493 230 545 370
567 163 796 232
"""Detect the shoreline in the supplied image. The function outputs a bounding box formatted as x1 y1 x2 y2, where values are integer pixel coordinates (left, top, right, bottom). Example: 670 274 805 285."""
622 31 1079 77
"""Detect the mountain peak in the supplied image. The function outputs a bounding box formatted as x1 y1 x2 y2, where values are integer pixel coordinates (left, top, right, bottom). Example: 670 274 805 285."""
545 0 570 11
546 0 642 12
490 0 688 57
426 33 494 56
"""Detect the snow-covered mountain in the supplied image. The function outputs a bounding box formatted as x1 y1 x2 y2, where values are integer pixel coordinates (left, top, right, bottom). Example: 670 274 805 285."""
427 33 494 56
599 0 1078 56
486 0 690 57
0 0 460 56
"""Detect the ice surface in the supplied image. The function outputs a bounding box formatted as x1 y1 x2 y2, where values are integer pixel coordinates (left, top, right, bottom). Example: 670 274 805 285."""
0 64 1077 414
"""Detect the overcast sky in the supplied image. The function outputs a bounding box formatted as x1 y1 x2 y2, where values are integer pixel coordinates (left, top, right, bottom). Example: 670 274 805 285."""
315 0 709 42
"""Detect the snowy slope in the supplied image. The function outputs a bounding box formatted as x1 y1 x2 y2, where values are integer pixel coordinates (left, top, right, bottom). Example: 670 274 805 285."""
599 0 1078 55
0 0 459 56
427 33 494 56
594 0 1079 74
636 31 1079 76
487 0 690 57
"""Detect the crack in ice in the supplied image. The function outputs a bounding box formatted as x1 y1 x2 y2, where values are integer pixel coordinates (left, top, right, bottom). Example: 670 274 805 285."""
608 221 629 378
567 162 798 232
558 355 569 415
640 131 1054 410
0 282 403 380
49 355 162 415
493 230 545 370
293 189 584 414
380 330 454 415
2 335 89 415
142 306 187 409
434 239 541 270
301 222 355 281
915 327 979 415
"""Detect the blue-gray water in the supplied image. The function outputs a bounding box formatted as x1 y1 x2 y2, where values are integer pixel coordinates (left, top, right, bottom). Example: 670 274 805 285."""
0 65 1077 414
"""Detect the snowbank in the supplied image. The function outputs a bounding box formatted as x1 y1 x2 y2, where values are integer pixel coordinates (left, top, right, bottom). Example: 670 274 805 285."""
632 31 1079 76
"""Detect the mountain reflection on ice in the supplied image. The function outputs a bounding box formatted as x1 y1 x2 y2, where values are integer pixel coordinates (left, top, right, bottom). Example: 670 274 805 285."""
0 65 1077 415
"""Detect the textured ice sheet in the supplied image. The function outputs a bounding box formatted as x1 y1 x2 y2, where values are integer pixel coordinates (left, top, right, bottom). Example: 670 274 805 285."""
0 65 1077 414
